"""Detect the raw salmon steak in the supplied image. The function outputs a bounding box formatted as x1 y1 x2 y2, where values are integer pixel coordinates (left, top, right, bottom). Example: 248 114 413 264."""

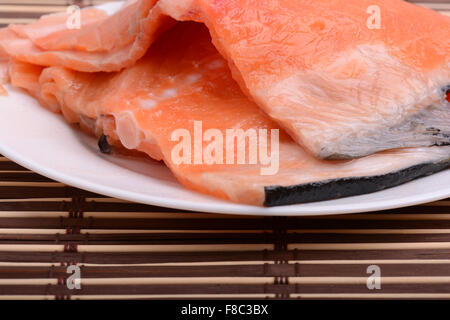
160 0 450 159
9 22 450 206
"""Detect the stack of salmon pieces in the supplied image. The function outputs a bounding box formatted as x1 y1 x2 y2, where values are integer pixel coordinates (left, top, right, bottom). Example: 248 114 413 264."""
0 0 449 206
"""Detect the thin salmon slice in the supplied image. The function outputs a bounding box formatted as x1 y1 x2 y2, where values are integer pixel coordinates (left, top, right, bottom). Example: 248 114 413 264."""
9 59 48 107
9 22 449 206
160 0 450 159
0 0 175 72
9 7 108 51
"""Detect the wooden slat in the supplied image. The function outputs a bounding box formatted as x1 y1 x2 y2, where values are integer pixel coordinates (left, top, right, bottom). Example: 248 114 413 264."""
1 232 450 245
2 282 450 295
1 263 450 278
1 249 450 264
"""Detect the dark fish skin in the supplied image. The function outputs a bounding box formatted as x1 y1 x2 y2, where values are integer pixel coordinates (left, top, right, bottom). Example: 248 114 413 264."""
443 85 450 94
444 86 450 102
98 134 112 154
264 160 450 206
321 93 450 160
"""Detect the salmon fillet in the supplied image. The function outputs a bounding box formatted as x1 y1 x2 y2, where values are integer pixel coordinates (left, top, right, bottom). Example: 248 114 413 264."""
0 0 175 72
160 0 450 159
9 22 450 206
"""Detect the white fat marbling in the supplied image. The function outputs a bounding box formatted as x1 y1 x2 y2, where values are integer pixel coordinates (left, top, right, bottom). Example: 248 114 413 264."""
140 99 157 110
208 60 225 70
161 89 178 99
185 74 202 84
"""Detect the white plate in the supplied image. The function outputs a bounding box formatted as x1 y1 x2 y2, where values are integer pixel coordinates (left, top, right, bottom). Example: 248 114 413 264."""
1 84 450 216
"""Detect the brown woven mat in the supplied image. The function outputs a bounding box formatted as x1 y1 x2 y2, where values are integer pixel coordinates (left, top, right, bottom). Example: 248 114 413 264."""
1 0 450 300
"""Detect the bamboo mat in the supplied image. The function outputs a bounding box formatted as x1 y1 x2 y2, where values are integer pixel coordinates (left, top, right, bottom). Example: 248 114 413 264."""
1 0 450 300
